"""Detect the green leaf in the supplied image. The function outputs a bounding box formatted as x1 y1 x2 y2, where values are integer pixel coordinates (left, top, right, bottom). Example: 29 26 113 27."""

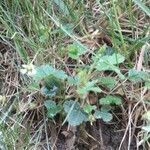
128 69 150 82
68 44 79 59
83 104 97 114
77 69 89 85
63 100 88 126
44 100 61 118
95 53 125 79
94 110 113 122
77 80 102 94
54 69 68 80
98 77 117 89
63 100 80 112
33 65 68 81
98 53 125 66
102 46 115 56
33 65 55 81
133 0 150 16
68 42 87 59
101 106 111 112
108 53 125 64
99 95 122 105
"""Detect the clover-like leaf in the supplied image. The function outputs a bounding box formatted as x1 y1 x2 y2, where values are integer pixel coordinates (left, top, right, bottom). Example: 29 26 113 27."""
128 69 150 82
33 65 55 81
98 77 117 89
33 65 68 81
44 100 62 118
99 95 122 105
63 100 88 126
94 53 125 80
94 110 113 122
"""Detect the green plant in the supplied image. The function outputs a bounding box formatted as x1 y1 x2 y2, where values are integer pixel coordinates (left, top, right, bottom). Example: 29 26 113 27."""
20 45 128 126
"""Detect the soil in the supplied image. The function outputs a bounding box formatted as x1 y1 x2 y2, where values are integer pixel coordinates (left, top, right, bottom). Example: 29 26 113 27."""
51 114 138 150
53 119 138 150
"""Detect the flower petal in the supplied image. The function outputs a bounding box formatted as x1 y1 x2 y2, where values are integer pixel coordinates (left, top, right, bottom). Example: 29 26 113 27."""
22 64 27 68
27 70 36 76
20 69 27 74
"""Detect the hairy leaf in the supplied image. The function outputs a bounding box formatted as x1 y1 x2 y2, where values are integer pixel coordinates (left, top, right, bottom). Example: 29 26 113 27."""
44 100 62 118
99 95 122 105
34 65 68 81
98 77 117 89
95 53 125 79
128 69 150 82
94 110 113 122
63 100 88 126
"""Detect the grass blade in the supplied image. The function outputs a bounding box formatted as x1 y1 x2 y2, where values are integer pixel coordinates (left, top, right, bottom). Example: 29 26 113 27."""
133 0 150 16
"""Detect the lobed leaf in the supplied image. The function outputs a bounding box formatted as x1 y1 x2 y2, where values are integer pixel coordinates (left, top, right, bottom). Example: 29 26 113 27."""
98 77 117 89
44 100 62 118
128 69 150 82
63 100 88 126
99 95 122 105
94 110 113 122
33 65 68 81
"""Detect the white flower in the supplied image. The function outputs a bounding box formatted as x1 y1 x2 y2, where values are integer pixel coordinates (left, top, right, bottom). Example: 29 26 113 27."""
0 95 6 106
20 63 36 76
